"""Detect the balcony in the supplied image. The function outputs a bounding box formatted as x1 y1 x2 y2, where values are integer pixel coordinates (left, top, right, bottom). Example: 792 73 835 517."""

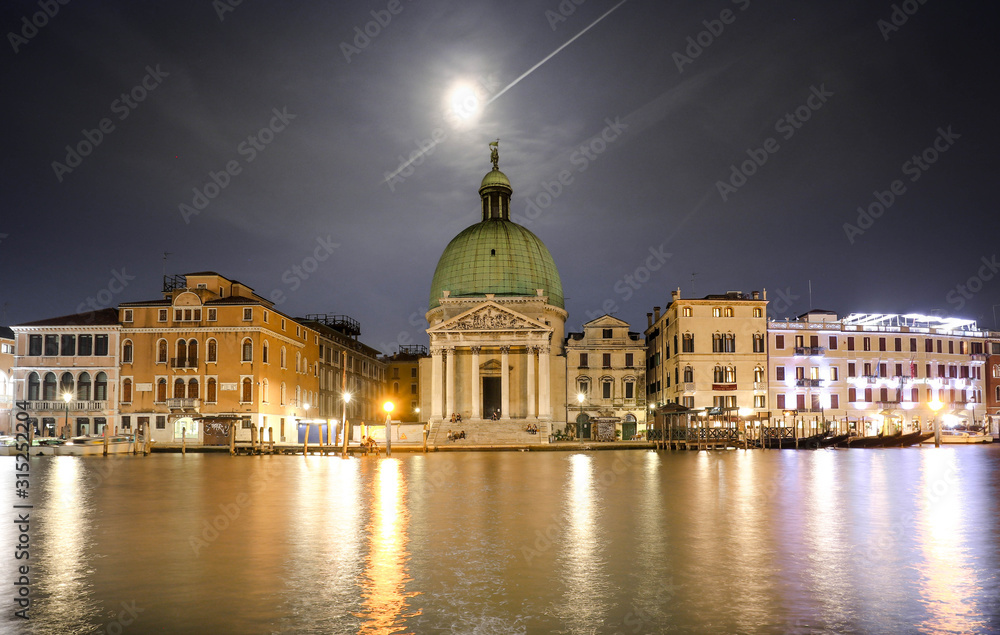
753 381 767 391
171 357 199 369
166 398 201 412
970 353 987 361
794 346 826 356
25 400 109 412
876 400 901 409
682 382 696 393
795 379 822 387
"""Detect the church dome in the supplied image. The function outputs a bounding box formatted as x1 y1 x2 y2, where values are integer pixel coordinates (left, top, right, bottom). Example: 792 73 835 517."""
429 145 564 310
429 219 564 309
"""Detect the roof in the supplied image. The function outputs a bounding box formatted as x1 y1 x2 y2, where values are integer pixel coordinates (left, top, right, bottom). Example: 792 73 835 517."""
0 326 14 340
15 308 120 327
429 219 564 309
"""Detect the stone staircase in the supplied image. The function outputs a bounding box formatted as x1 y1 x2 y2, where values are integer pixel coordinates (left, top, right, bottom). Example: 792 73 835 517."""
430 419 550 447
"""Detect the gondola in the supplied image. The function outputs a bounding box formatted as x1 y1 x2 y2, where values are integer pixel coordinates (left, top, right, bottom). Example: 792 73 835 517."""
819 432 850 448
883 431 933 447
847 431 901 448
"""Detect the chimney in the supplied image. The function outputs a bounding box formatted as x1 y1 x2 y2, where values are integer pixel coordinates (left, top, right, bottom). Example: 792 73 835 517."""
752 291 760 300
654 306 661 322
671 288 680 301
647 312 653 328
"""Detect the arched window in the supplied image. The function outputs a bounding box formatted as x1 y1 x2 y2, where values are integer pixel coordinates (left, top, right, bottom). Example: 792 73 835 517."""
725 366 736 383
754 367 765 383
27 372 40 401
723 333 735 352
753 333 765 353
207 378 217 403
262 341 269 364
682 333 694 352
157 339 168 363
996 385 1000 401
296 352 301 373
713 307 722 317
60 372 74 397
241 339 253 363
94 372 108 401
122 340 133 364
993 364 1000 379
295 385 302 405
122 378 132 403
207 339 218 363
682 307 692 317
280 382 286 405
712 333 723 352
77 372 92 401
724 307 734 317
43 373 57 400
188 339 198 365
174 378 185 399
713 366 724 383
156 378 167 402
176 339 187 366
280 347 286 369
753 307 763 318
242 377 253 403
188 378 199 399
261 379 268 403
683 366 693 383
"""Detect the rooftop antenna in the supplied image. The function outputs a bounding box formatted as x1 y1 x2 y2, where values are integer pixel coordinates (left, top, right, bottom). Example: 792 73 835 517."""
808 279 813 311
162 252 172 277
690 272 697 295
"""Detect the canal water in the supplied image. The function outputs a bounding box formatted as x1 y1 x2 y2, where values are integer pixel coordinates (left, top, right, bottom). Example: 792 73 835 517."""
2 446 999 634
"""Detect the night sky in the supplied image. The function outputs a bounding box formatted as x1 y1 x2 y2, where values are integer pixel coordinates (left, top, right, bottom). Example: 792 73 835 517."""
2 0 997 352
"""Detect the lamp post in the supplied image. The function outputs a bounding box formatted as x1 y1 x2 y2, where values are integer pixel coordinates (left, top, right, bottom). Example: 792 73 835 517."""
738 407 753 449
383 401 394 456
930 399 943 447
341 392 352 457
576 392 585 442
62 392 72 438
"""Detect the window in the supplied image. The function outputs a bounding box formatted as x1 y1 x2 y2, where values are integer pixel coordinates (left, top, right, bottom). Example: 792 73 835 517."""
625 381 634 399
121 415 131 430
713 307 722 317
603 328 613 338
206 378 217 403
863 337 871 352
242 339 253 362
847 337 855 351
93 372 107 401
59 372 74 396
578 379 589 395
753 334 764 353
864 388 873 402
42 373 57 400
682 333 694 353
411 384 418 395
188 379 199 399
44 335 59 356
280 382 286 405
580 353 589 367
29 335 42 356
894 337 902 352
159 309 168 322
60 334 75 355
948 341 954 354
775 335 784 350
830 367 839 381
724 307 734 317
242 378 253 403
123 309 133 322
776 366 785 381
795 366 805 380
827 336 836 350
243 308 253 321
77 372 92 400
206 308 216 321
753 308 762 318
281 319 286 330
207 339 218 363
411 368 417 378
122 379 132 404
725 366 736 382
156 416 166 430
682 307 692 317
95 335 108 356
281 347 287 369
157 339 167 363
27 373 40 401
754 367 764 383
602 380 612 399
714 366 724 382
754 395 766 408
174 378 185 399
156 379 167 402
830 394 839 409
625 353 634 367
683 366 693 382
602 353 611 367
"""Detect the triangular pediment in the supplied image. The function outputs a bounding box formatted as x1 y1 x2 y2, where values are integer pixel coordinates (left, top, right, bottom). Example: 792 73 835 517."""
429 301 552 334
583 314 630 328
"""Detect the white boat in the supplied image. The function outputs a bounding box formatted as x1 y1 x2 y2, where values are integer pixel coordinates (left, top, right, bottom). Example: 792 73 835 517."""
30 438 67 456
922 429 992 444
0 436 23 456
53 435 135 456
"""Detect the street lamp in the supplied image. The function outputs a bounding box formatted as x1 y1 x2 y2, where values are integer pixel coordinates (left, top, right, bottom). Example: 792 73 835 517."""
930 399 943 447
383 401 394 456
62 392 72 438
341 392 352 457
577 392 585 441
738 407 753 449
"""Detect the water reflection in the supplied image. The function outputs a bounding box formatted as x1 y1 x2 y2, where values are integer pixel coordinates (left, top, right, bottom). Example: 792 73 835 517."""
358 458 419 633
915 449 984 634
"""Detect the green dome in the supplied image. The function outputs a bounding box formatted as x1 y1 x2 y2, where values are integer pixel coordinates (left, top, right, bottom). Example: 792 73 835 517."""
430 219 564 309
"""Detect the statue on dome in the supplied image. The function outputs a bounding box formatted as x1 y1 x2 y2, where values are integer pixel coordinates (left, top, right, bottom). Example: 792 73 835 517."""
489 139 499 170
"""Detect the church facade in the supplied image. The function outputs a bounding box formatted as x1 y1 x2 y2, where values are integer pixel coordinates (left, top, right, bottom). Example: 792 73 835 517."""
420 146 567 444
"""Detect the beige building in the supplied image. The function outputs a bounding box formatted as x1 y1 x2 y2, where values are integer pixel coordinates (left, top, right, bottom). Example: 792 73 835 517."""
382 344 428 422
11 309 121 437
0 327 13 434
420 147 568 444
565 315 647 440
645 289 769 416
768 311 989 436
118 272 320 445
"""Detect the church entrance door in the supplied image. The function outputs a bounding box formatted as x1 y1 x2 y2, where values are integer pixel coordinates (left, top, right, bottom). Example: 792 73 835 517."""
482 377 501 420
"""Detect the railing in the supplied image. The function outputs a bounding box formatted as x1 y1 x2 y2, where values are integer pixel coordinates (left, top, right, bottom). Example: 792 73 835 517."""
969 353 987 361
166 398 201 410
171 357 199 368
795 378 822 387
683 382 696 393
876 400 900 409
794 346 825 356
753 381 767 391
24 400 109 412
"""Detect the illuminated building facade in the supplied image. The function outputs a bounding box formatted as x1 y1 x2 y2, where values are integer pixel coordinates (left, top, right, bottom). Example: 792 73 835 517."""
768 311 989 435
0 327 13 434
645 288 769 415
382 344 428 422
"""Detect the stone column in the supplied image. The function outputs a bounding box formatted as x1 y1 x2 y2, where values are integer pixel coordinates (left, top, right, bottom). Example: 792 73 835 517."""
430 346 443 421
471 346 481 420
527 345 536 419
445 346 455 420
500 346 510 420
539 346 551 419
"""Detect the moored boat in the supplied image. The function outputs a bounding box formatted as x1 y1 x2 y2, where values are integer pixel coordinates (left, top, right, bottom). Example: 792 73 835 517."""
53 435 135 456
921 429 992 444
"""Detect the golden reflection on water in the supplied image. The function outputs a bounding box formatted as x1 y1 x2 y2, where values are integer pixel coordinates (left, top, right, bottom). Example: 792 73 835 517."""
358 458 419 634
916 450 983 634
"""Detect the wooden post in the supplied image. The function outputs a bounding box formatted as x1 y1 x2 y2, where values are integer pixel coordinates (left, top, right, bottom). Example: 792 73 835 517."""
181 427 186 455
318 423 326 455
251 425 258 453
104 425 110 456
302 423 309 455
794 418 799 449
268 427 274 453
229 423 235 456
